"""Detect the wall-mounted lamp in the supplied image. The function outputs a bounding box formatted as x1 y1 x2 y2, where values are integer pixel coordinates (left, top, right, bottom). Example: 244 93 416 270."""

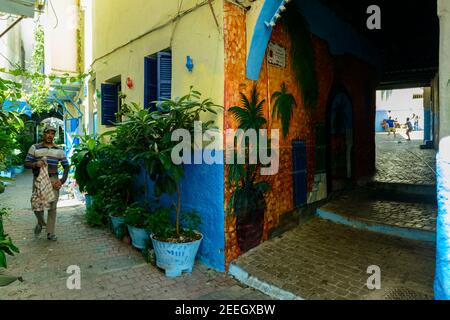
126 77 133 89
36 0 47 11
186 56 194 72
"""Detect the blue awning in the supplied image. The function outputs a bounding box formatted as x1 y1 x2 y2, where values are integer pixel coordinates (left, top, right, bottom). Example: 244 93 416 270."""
2 100 32 117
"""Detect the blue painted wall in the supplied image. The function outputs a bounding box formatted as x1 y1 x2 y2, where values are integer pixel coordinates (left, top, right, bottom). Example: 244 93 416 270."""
375 110 389 132
134 151 225 271
435 143 450 300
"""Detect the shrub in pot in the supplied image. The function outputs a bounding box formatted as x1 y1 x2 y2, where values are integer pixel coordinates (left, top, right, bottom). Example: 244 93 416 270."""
124 204 150 250
105 198 127 238
112 87 221 277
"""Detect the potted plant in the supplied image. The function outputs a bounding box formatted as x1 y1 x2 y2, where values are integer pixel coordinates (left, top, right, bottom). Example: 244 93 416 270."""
11 154 24 174
113 87 221 277
227 85 271 253
147 207 202 278
71 134 105 209
125 203 151 250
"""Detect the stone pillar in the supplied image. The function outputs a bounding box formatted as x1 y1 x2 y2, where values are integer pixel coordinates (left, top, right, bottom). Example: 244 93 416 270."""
435 0 450 300
423 87 432 142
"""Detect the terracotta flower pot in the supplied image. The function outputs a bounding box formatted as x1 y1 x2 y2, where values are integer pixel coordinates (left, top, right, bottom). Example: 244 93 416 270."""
235 193 266 253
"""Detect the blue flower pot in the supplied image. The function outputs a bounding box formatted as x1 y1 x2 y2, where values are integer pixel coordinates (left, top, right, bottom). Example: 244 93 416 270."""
85 195 92 209
110 214 125 237
127 225 150 250
151 233 203 278
12 165 25 174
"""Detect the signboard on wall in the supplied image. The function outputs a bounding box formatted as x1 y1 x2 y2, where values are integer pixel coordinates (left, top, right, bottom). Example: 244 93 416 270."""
268 42 286 68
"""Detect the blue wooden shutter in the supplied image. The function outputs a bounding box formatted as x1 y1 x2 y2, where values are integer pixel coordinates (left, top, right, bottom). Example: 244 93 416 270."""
292 140 307 208
101 83 118 125
157 52 172 101
144 56 157 110
70 118 79 133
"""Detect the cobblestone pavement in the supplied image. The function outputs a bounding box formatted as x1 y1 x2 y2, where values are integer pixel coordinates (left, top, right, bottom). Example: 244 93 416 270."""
320 190 437 232
232 217 435 300
374 132 436 185
0 172 270 300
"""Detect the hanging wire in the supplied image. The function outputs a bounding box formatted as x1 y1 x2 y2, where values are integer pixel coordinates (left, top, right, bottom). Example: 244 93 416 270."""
49 0 59 29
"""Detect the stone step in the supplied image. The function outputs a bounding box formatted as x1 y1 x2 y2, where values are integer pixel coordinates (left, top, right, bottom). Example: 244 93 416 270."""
367 181 436 205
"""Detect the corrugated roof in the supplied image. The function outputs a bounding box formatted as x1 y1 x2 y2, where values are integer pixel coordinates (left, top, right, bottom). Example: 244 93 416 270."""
0 0 36 18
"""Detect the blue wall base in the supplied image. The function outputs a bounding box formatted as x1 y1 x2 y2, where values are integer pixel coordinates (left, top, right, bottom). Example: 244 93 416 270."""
316 209 436 243
134 152 225 272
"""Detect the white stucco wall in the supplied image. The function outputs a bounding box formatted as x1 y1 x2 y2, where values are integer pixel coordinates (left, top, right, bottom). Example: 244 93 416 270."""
90 0 225 135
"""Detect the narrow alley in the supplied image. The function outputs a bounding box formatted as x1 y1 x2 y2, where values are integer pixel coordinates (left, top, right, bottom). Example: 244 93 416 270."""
0 172 269 300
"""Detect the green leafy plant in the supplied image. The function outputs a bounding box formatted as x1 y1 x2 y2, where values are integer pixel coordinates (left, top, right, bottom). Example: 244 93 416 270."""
124 203 149 229
0 210 18 277
271 82 297 138
85 197 106 227
28 25 50 114
146 207 200 242
71 134 106 196
282 5 318 109
113 87 222 240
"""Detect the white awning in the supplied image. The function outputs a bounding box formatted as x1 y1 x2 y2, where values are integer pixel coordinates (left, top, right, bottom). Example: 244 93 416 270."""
0 0 36 18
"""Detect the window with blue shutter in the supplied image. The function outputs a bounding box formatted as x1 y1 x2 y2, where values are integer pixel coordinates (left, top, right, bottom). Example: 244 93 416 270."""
144 51 172 110
157 51 172 101
144 56 157 110
101 83 119 126
292 140 307 208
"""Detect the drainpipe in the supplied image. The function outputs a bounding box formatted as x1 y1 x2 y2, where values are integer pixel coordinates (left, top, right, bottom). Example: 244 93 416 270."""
435 0 450 301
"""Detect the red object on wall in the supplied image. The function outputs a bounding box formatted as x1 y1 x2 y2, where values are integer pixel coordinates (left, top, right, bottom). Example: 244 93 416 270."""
126 77 133 89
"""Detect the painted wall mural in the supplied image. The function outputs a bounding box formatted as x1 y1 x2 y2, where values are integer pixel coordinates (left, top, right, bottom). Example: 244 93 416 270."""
223 1 377 268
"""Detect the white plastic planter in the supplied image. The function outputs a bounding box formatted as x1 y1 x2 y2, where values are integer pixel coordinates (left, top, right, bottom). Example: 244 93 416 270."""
151 233 203 278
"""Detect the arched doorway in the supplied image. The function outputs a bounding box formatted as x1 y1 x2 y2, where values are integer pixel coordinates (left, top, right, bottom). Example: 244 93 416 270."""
326 87 354 193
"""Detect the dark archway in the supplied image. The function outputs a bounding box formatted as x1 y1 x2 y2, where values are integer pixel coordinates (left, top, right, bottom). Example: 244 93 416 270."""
326 86 354 194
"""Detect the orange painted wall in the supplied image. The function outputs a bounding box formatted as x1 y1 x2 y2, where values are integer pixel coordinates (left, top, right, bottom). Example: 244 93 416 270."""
223 2 376 267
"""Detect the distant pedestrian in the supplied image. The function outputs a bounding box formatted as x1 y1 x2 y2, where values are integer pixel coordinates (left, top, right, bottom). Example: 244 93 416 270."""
406 117 413 141
385 116 397 137
414 116 420 131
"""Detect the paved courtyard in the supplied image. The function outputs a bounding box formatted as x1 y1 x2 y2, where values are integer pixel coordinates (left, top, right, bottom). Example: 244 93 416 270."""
320 190 437 232
374 132 436 185
0 172 269 300
231 217 435 300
